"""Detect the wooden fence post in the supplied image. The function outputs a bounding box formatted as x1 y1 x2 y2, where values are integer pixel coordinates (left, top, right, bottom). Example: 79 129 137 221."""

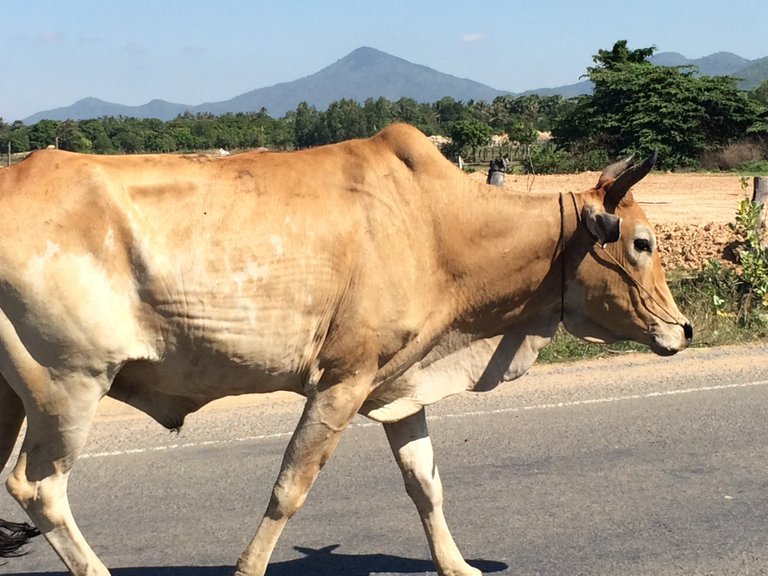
754 176 767 247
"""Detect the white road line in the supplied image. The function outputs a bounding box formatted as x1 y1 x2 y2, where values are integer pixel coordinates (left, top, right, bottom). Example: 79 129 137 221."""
79 379 768 460
436 379 768 419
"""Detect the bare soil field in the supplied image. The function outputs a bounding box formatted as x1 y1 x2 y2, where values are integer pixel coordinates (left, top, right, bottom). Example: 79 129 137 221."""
470 170 751 270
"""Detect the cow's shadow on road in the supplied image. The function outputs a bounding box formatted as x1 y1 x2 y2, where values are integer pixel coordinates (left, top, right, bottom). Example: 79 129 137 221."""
10 544 508 575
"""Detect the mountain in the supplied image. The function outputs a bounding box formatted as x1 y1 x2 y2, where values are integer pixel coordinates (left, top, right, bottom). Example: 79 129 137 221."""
23 47 510 123
651 51 751 76
649 51 767 88
522 51 767 99
190 47 510 118
731 56 768 89
522 79 592 98
24 97 191 125
21 46 768 123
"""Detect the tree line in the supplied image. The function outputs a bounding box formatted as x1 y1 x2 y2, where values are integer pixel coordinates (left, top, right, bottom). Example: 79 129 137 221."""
2 41 768 172
0 94 562 157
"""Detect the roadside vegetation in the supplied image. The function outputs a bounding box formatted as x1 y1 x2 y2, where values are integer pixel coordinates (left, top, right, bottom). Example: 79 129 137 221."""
2 40 767 359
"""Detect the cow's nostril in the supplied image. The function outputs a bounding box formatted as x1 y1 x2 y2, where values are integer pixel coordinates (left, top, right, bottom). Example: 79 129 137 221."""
683 322 693 343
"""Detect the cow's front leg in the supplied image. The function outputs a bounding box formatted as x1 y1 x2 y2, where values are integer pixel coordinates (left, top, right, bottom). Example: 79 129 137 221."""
234 377 371 576
385 409 481 576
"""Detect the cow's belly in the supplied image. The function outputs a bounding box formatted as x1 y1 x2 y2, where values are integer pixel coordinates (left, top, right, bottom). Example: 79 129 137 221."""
108 298 325 427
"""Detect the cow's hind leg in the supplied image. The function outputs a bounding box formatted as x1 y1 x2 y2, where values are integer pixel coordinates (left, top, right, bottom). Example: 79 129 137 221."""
385 409 481 576
0 375 40 557
6 374 110 576
234 377 371 576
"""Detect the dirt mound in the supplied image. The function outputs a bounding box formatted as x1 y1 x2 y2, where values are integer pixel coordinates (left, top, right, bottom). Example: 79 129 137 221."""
655 222 735 270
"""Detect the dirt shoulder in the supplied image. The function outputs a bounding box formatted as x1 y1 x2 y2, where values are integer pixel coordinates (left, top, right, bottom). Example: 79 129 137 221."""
495 171 747 226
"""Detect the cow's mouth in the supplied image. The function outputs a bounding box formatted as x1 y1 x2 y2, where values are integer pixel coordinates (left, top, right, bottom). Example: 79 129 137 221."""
650 321 693 356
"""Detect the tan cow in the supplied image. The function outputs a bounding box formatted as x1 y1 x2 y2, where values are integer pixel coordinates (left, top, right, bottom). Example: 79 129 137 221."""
0 123 691 576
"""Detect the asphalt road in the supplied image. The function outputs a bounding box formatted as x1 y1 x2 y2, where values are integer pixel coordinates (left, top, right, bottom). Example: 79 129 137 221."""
2 343 768 576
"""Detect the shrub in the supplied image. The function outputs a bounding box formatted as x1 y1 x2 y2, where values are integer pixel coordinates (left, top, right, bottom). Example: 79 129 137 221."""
523 145 576 174
695 198 768 328
701 140 767 171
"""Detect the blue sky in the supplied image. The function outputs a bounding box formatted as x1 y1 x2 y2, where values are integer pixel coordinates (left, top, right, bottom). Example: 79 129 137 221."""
2 0 767 122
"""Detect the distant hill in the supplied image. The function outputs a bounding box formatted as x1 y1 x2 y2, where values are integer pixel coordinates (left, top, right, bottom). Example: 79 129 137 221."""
23 47 510 123
651 51 751 76
520 51 767 99
650 51 767 88
521 79 592 99
522 51 766 99
25 97 191 125
731 56 768 89
191 47 510 118
21 46 768 123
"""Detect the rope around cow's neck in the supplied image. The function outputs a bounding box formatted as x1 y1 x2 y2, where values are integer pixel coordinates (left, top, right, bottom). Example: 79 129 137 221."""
559 191 685 328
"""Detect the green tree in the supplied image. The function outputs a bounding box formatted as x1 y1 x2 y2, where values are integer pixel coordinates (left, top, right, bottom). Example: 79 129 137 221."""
393 98 438 134
489 96 513 131
324 99 366 143
56 120 91 152
446 119 492 162
9 121 30 152
506 119 537 152
434 97 465 125
293 102 323 148
591 40 655 70
466 100 492 125
111 120 144 153
78 119 113 153
268 117 294 150
363 97 393 134
751 80 768 106
554 40 766 169
29 119 62 149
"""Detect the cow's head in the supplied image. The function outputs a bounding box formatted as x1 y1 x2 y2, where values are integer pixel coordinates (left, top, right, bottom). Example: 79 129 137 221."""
562 153 693 356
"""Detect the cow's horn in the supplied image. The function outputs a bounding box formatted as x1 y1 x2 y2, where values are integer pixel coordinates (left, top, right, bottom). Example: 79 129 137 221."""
605 151 657 205
599 154 635 181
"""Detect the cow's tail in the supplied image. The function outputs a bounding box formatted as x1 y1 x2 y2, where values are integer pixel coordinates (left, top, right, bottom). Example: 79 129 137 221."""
0 520 40 557
0 377 40 558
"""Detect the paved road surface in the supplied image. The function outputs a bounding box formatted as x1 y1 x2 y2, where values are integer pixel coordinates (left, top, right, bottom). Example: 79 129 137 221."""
2 343 768 576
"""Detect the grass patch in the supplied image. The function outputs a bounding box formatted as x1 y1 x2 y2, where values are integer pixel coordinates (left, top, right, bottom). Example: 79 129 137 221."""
538 333 645 364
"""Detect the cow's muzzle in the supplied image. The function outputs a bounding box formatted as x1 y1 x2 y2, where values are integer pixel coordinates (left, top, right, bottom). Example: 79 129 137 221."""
650 320 693 356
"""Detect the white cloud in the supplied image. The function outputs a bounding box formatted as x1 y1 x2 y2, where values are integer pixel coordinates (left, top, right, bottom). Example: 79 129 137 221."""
462 32 486 43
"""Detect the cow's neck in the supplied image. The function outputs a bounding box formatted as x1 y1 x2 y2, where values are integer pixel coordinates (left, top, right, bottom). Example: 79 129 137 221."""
373 182 579 387
437 184 578 337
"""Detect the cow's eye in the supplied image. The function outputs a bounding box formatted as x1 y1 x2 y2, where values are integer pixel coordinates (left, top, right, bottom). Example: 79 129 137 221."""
634 238 652 253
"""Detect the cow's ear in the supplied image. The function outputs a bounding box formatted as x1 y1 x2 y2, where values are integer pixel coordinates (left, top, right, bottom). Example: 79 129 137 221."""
583 205 621 245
